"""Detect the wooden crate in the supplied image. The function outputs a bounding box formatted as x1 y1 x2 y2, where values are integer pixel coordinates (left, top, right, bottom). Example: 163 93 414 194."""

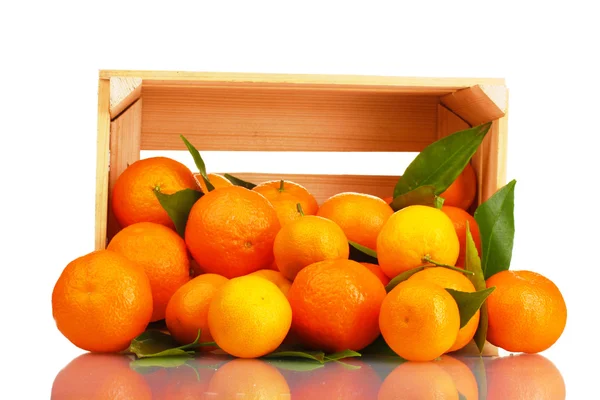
95 70 508 357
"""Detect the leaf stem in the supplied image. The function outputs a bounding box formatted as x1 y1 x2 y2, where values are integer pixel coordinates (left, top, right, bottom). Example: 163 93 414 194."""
279 180 285 192
297 203 305 216
422 255 474 275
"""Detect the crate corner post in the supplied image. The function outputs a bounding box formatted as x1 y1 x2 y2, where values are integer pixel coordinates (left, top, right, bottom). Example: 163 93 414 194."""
95 77 111 250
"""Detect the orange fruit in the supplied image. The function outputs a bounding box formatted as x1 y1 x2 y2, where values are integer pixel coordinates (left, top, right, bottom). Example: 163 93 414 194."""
486 354 566 400
185 186 280 279
207 359 290 399
377 205 460 279
288 259 386 352
377 361 459 400
317 192 394 250
51 354 151 399
408 267 480 352
441 162 477 210
165 273 229 346
292 359 381 400
107 222 190 322
249 269 292 297
269 259 280 271
441 205 482 267
52 250 152 353
208 275 292 358
379 279 460 361
437 355 479 400
194 172 233 193
485 270 567 353
360 262 390 286
253 179 319 226
273 215 349 280
112 156 197 229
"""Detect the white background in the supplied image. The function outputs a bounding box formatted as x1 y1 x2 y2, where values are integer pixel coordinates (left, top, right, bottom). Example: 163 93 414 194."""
1 0 598 397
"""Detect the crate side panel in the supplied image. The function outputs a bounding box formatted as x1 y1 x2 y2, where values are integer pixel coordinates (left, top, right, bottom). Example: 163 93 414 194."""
220 173 400 204
106 99 143 244
140 85 439 152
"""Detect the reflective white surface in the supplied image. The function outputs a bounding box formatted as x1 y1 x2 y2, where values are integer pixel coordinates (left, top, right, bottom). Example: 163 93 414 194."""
48 351 566 399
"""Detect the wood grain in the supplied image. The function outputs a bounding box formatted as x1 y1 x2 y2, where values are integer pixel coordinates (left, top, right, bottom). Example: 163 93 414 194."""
140 84 439 152
95 78 111 250
110 84 141 120
110 77 141 112
100 70 504 94
472 112 509 205
437 104 471 139
220 173 400 204
441 84 507 126
106 99 143 243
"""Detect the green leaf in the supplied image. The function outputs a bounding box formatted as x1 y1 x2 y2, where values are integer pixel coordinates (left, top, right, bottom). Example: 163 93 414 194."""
474 179 516 279
422 255 474 276
390 185 441 211
459 393 467 400
129 329 216 359
180 134 215 192
348 243 377 264
129 355 191 372
464 222 489 353
224 173 257 189
385 266 426 292
266 359 325 372
445 287 495 329
434 196 445 209
394 123 492 197
348 241 377 260
128 330 180 358
324 350 361 362
360 335 402 358
154 188 203 237
263 350 326 363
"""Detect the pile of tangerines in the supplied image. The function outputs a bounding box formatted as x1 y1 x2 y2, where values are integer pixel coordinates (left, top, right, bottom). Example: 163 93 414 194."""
52 150 567 362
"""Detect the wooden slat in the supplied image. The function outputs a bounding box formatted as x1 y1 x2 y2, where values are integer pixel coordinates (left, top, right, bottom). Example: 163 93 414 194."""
95 78 111 250
472 111 509 205
106 99 143 243
437 104 471 139
110 84 142 120
140 84 439 152
440 84 507 126
110 77 141 113
220 173 399 204
100 70 505 94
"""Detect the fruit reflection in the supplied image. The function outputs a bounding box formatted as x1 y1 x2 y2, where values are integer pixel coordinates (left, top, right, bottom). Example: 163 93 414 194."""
51 351 566 399
486 354 566 400
437 355 479 400
206 358 291 399
377 360 459 399
51 353 151 400
140 354 225 399
290 358 381 400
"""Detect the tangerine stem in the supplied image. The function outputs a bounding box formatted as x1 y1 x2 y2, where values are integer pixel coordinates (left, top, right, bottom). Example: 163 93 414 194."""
422 255 474 275
279 179 285 192
297 203 305 216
